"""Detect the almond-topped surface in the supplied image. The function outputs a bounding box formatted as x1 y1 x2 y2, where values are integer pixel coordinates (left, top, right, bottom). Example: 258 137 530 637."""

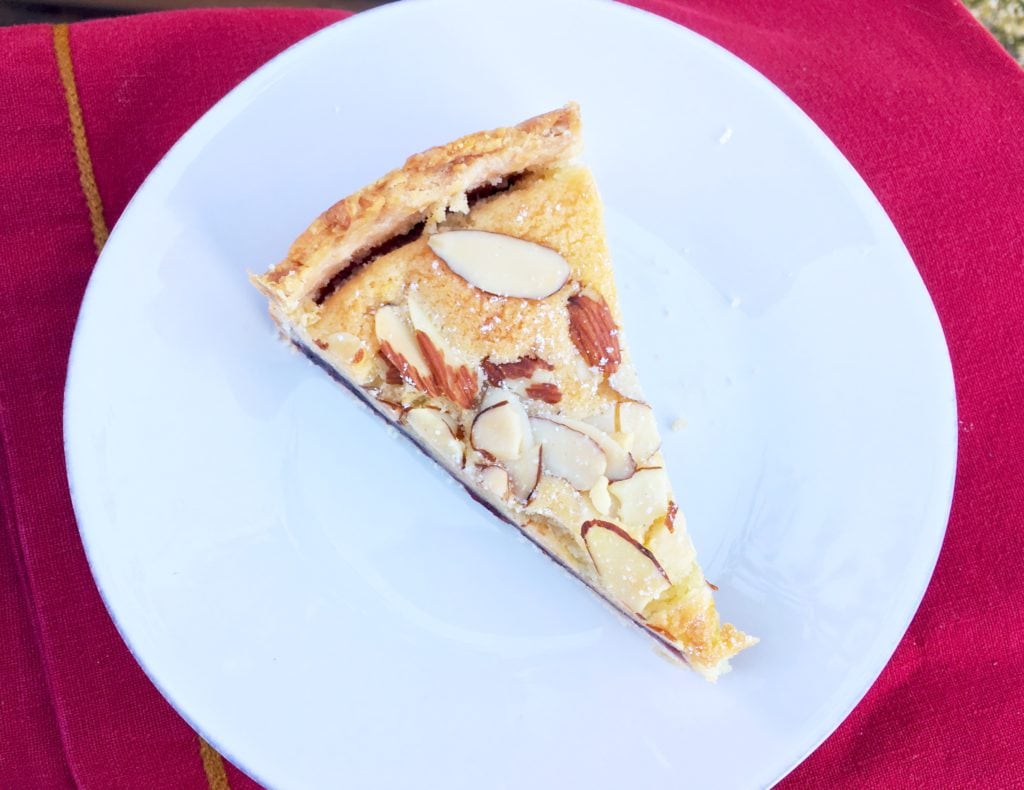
251 104 755 679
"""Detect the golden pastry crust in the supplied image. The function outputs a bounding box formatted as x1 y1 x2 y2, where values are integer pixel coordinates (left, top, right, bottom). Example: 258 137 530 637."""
252 104 581 315
313 166 620 418
252 105 755 680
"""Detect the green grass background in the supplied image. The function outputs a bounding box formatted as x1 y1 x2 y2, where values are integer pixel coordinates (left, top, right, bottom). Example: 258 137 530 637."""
965 0 1024 62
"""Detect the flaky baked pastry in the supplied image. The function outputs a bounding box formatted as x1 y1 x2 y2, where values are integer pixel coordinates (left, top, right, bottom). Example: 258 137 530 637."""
252 104 755 679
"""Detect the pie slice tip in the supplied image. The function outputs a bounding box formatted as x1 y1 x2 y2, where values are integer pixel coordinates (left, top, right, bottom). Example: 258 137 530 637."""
252 103 756 680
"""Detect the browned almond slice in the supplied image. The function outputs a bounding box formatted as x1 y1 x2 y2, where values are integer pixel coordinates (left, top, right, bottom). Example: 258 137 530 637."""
374 305 435 394
481 356 554 386
404 408 463 468
506 444 542 501
582 520 671 613
530 417 607 491
428 230 570 300
608 467 671 539
470 389 532 461
407 294 478 408
478 465 510 500
525 382 563 404
567 291 621 374
618 400 660 463
543 415 635 482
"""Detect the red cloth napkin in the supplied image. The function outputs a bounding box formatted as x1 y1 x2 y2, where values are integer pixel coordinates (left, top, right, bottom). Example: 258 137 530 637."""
0 2 1020 787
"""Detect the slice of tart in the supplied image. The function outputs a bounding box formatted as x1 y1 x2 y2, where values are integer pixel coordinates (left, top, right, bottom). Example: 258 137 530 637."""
251 104 755 679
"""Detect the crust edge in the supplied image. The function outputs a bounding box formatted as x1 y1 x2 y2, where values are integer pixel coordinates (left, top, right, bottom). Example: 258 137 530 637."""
251 103 582 315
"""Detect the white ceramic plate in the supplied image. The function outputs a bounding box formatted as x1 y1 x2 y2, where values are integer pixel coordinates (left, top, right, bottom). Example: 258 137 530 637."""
64 1 957 787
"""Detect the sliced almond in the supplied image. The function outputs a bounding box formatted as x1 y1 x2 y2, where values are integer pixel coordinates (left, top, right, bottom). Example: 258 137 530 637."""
478 465 510 500
525 382 563 404
406 294 455 361
478 385 516 412
380 353 404 385
481 356 554 386
589 476 612 515
614 431 636 453
311 332 373 385
646 516 696 585
428 230 570 300
334 332 366 361
375 398 404 419
479 354 552 385
404 407 463 468
506 444 542 501
642 452 666 469
470 389 532 462
530 417 607 491
542 415 635 482
471 402 522 461
584 406 616 435
618 401 660 463
582 520 671 613
608 365 645 401
374 305 434 394
522 514 589 573
608 467 671 540
407 294 478 408
567 291 621 375
525 475 597 554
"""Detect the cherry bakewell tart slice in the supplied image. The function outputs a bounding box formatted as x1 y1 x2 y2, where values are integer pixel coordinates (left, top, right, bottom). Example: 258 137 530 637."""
251 104 755 679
